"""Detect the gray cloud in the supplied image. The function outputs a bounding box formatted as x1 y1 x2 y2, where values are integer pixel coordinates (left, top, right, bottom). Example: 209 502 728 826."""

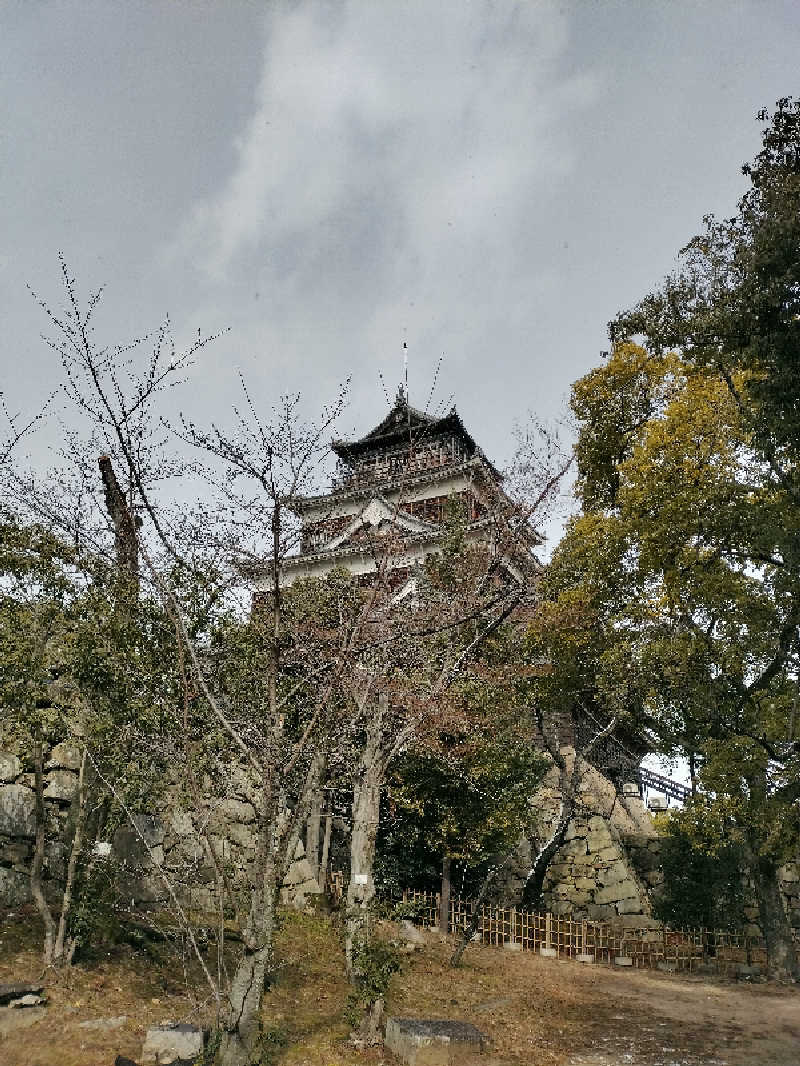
2 0 800 505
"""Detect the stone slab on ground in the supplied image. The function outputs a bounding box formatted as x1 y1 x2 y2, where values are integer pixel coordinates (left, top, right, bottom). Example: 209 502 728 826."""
613 956 633 967
539 947 557 958
0 1005 47 1038
77 1014 128 1030
385 1017 488 1065
141 1022 204 1064
576 953 595 964
8 993 45 1007
399 919 428 945
0 982 44 1005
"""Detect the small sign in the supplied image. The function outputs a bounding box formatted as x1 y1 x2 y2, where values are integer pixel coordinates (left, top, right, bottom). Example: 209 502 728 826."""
354 873 368 885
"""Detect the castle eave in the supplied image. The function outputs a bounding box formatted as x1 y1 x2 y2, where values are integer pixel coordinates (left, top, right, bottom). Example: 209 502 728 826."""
288 455 499 514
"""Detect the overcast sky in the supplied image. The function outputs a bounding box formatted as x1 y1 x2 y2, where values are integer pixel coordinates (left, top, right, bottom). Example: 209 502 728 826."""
2 0 799 487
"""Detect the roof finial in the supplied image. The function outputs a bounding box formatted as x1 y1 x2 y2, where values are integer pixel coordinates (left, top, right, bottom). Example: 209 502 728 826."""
403 339 408 402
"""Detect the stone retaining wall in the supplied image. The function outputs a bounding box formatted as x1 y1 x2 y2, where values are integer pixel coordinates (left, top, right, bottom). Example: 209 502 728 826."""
3 741 799 939
0 744 321 913
497 751 658 923
0 741 81 907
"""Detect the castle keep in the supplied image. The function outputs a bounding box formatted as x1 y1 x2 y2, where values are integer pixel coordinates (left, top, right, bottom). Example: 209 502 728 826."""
256 387 507 595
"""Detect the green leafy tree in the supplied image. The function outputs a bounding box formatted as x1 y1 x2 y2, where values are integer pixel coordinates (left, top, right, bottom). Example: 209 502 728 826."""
566 331 799 978
0 518 180 965
378 667 547 920
592 97 800 979
653 814 747 932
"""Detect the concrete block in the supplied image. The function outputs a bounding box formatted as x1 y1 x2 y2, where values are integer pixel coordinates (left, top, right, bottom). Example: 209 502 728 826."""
539 947 558 958
384 1017 487 1065
0 983 44 1005
44 770 78 802
503 940 522 952
0 752 22 782
613 956 633 967
46 741 83 771
141 1023 204 1064
576 953 595 964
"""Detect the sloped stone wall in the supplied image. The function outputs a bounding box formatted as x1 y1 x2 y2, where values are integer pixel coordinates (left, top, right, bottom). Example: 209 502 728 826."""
4 740 799 939
494 756 657 922
0 744 320 912
0 742 81 907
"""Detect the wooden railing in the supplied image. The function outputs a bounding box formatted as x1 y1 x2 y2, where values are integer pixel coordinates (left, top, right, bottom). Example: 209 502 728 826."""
321 874 798 974
396 887 794 976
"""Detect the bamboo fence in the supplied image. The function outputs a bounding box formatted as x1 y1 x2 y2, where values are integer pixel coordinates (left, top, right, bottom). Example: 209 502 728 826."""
323 873 800 975
394 886 793 976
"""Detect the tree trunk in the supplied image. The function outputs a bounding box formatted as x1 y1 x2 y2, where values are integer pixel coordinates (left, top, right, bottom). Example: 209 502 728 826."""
30 743 56 966
98 454 139 599
345 695 385 977
53 745 88 964
218 775 286 1066
219 875 278 1066
439 855 451 933
751 851 798 982
450 850 515 967
218 496 287 1066
319 809 333 892
305 755 323 882
523 805 573 911
523 757 576 911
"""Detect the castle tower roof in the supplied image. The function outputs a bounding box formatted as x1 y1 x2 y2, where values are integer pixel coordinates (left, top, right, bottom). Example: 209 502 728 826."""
331 387 500 479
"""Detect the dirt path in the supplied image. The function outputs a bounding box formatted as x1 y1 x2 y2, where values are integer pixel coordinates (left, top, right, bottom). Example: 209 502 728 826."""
559 963 800 1066
2 908 799 1065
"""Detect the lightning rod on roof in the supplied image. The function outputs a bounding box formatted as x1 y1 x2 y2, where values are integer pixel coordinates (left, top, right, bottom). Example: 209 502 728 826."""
403 340 410 437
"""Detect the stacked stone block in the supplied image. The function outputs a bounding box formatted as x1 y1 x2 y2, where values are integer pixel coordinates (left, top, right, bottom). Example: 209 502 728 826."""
3 741 799 941
0 742 81 907
0 744 320 913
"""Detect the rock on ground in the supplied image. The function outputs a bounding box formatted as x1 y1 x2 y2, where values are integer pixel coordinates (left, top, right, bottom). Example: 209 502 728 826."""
141 1022 204 1065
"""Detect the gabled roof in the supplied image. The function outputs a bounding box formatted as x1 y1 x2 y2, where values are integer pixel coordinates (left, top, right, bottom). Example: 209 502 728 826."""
324 497 439 553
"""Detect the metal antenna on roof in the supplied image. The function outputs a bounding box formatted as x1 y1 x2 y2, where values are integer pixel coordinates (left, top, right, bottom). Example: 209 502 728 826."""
424 355 443 416
403 340 411 437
